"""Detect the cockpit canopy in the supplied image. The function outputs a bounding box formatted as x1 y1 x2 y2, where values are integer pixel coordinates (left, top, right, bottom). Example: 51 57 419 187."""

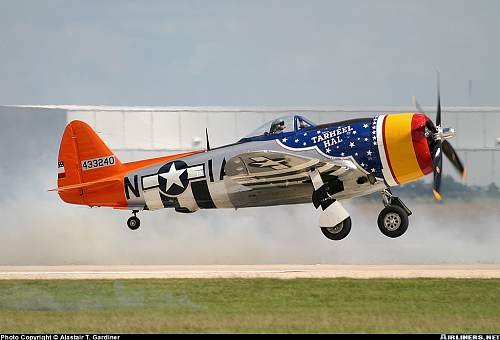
240 115 315 142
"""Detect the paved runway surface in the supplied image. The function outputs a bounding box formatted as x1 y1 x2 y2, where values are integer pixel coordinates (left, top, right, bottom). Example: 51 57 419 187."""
0 265 499 279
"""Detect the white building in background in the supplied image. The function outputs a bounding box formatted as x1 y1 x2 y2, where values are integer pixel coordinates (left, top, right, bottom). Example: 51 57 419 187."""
4 105 500 187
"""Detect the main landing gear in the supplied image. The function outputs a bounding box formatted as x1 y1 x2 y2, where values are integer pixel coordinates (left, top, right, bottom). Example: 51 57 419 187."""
127 210 140 230
309 169 351 241
377 190 411 238
309 166 412 240
321 217 352 241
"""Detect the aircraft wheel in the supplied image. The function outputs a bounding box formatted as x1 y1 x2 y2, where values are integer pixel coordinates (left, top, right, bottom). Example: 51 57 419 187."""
127 216 140 230
321 217 351 241
377 205 408 238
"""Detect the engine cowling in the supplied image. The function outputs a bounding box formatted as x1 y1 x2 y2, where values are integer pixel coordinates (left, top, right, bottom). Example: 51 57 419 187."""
376 113 433 186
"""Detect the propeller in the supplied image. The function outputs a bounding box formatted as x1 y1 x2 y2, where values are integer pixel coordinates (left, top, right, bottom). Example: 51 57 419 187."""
419 72 467 200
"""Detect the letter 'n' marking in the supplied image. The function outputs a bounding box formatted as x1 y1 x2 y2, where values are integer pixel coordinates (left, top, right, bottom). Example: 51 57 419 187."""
124 175 140 199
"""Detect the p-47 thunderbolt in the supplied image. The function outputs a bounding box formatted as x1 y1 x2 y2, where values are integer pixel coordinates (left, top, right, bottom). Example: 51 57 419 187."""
52 93 465 240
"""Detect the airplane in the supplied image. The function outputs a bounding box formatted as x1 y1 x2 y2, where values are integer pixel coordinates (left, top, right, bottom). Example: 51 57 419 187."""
52 87 466 241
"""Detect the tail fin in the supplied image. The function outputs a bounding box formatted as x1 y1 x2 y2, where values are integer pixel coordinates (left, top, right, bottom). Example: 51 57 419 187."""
57 120 125 206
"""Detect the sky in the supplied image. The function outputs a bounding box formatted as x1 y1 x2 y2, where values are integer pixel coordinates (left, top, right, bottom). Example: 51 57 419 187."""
0 0 499 106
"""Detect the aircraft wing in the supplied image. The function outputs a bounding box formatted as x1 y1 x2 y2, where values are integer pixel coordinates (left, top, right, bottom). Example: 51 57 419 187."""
225 150 362 188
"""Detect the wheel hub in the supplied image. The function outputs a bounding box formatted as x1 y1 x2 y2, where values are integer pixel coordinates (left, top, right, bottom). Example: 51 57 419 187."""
326 222 343 234
383 212 401 231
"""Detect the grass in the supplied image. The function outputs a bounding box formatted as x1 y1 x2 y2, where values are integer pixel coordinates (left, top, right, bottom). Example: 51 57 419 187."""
0 279 499 333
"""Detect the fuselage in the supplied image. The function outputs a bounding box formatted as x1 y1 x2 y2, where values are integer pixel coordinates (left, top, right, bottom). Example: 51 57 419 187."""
116 113 433 212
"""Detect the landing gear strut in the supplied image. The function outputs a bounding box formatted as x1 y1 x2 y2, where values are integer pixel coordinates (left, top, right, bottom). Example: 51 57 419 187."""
127 210 140 230
377 190 411 238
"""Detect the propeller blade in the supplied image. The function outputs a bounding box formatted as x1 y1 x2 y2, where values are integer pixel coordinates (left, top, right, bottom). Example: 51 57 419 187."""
436 71 441 127
432 143 443 200
432 188 442 201
442 140 467 179
413 96 427 115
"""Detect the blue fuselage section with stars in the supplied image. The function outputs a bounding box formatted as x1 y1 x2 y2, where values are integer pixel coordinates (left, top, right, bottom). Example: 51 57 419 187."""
276 117 382 179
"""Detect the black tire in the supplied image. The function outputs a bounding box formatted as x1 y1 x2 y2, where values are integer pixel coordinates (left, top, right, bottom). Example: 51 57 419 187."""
377 205 408 238
127 216 140 230
321 217 352 241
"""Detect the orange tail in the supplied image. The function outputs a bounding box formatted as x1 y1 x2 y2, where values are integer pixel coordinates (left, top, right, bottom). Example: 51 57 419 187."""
56 120 127 208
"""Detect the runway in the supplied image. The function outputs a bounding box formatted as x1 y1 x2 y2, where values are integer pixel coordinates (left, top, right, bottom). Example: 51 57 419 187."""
0 265 499 279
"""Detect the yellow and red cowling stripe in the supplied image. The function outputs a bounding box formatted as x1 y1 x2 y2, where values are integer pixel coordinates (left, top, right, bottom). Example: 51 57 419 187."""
376 113 433 186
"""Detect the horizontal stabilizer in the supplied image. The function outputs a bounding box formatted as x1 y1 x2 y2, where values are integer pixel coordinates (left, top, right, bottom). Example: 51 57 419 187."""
49 177 121 192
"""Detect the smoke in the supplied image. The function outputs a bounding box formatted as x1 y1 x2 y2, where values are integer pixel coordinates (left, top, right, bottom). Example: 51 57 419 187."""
0 108 499 265
1 164 499 265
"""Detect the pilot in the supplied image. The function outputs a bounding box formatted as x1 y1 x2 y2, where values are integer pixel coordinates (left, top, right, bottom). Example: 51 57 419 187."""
269 119 286 134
